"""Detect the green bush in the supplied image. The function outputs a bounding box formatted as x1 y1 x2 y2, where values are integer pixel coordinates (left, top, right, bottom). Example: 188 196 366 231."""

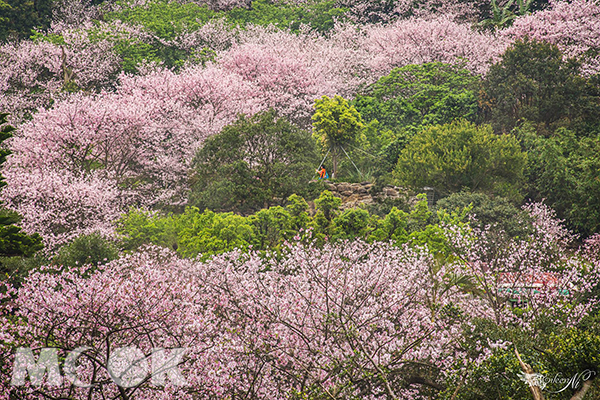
395 120 526 201
332 208 371 240
435 191 531 239
115 208 177 251
176 208 254 259
117 191 474 259
54 233 119 269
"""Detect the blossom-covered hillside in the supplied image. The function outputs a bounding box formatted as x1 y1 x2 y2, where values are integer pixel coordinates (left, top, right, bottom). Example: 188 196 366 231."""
1 0 600 399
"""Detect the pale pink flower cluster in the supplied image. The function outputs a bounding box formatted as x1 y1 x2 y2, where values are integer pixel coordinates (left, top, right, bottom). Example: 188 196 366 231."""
2 64 262 248
1 167 125 250
0 24 121 122
363 15 507 75
2 228 598 399
448 202 600 331
0 242 479 399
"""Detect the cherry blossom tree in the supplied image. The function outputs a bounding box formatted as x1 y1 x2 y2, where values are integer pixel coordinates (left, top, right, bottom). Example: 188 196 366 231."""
0 40 64 123
440 202 600 399
207 241 482 399
447 202 598 329
0 242 478 399
503 0 600 76
2 63 260 247
0 248 238 400
0 24 121 123
218 25 370 126
362 15 508 76
2 205 597 399
0 167 125 251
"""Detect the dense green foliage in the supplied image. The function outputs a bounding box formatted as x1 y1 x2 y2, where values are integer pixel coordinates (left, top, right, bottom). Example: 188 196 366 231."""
223 0 347 33
354 62 480 133
351 63 482 181
477 0 542 30
519 124 600 235
0 0 52 40
475 38 600 235
482 38 600 134
395 120 526 200
106 0 215 41
435 191 531 238
190 110 318 214
117 191 468 260
53 232 119 268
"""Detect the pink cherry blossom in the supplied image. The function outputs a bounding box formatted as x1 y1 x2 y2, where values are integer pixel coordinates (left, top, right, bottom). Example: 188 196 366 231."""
503 0 600 75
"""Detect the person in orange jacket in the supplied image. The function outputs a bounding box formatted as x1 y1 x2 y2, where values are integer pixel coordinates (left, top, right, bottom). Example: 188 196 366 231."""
317 166 328 179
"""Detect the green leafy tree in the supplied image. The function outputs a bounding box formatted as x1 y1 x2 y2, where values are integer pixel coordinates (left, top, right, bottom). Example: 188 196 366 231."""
313 190 342 237
435 192 531 239
190 110 318 214
332 208 372 240
250 206 294 250
354 63 480 133
519 123 600 235
312 95 365 178
116 207 254 260
115 207 178 251
0 0 52 40
395 120 526 201
286 194 311 232
482 38 599 134
224 0 347 33
352 63 481 180
369 206 409 242
175 208 254 259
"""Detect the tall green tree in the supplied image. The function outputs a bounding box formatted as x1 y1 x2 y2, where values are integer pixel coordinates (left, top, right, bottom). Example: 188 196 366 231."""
312 95 365 179
190 110 318 214
482 38 599 134
351 63 481 180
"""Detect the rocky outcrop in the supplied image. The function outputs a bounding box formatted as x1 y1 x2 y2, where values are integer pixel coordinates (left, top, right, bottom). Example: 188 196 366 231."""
322 181 407 210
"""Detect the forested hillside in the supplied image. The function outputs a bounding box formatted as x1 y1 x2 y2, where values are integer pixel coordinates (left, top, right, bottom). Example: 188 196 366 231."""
1 0 600 399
